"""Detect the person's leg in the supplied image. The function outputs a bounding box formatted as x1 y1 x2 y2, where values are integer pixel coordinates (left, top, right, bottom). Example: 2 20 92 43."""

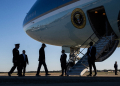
62 65 67 76
43 61 48 74
60 64 63 76
116 68 117 75
115 68 117 75
18 63 22 76
92 61 97 75
65 66 67 75
23 63 26 76
88 61 92 75
9 63 17 74
61 66 64 76
36 61 42 75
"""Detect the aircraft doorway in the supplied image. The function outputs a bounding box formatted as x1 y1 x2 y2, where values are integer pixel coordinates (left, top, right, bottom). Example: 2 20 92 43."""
87 6 114 38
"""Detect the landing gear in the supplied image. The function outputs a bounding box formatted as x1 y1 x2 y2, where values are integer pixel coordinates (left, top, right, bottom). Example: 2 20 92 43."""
66 48 80 73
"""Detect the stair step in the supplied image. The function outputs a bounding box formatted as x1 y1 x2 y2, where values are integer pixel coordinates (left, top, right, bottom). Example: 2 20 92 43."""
72 66 87 69
67 73 80 75
67 35 114 76
72 65 87 68
96 48 103 50
75 63 87 65
75 63 88 65
71 67 87 70
70 67 85 72
96 46 105 48
97 41 109 43
78 60 87 62
99 40 109 42
72 68 88 70
74 64 88 67
68 71 81 74
68 69 88 76
96 43 108 46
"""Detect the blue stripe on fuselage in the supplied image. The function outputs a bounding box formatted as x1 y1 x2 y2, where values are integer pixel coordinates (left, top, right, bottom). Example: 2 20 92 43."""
23 0 73 26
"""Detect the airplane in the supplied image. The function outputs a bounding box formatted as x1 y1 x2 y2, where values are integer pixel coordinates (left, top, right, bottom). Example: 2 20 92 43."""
23 0 120 76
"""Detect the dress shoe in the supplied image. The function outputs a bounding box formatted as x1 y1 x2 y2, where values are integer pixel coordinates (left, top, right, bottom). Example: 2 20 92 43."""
60 74 63 76
46 74 51 76
8 72 11 77
36 74 40 76
18 75 22 77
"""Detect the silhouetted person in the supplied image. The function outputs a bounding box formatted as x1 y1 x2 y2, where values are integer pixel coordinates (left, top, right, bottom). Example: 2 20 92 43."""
114 61 118 75
17 53 23 76
36 43 50 76
20 50 29 76
8 44 21 76
87 42 97 76
60 50 67 76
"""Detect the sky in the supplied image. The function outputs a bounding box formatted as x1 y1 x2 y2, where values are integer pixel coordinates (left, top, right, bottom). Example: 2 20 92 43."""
0 0 120 72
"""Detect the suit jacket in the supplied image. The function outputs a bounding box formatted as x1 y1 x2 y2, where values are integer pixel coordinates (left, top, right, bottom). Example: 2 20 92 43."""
20 54 29 64
38 47 45 61
60 54 67 66
114 64 118 69
87 46 96 61
12 48 19 63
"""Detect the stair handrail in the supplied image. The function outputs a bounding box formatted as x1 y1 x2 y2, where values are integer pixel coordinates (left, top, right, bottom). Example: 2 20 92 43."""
70 32 97 56
67 31 117 73
68 32 98 65
81 33 116 67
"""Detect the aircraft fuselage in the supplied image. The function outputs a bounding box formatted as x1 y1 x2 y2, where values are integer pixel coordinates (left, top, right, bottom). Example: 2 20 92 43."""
23 0 120 47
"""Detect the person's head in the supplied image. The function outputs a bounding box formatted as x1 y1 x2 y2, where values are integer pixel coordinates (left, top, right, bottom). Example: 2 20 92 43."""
89 42 93 46
15 44 20 49
22 50 26 54
115 61 117 64
42 43 46 48
61 50 65 54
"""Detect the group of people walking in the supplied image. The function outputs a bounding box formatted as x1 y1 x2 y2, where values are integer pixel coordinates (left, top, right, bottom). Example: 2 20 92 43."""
8 44 29 76
8 43 67 77
8 42 118 77
8 43 50 77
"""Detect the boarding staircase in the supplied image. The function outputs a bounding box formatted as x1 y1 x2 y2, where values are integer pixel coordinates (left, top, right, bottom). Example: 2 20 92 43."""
67 33 119 76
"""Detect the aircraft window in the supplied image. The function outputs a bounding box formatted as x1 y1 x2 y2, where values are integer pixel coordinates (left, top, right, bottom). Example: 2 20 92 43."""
118 11 120 32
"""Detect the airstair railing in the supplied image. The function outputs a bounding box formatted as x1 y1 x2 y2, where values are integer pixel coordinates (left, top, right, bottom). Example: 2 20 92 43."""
80 33 116 67
67 31 116 70
67 32 98 71
69 32 98 61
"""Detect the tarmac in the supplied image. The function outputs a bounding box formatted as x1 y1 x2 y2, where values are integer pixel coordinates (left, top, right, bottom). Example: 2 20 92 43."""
0 76 120 86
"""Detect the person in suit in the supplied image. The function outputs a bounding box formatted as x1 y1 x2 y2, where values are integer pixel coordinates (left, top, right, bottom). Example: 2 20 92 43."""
87 42 97 76
20 50 29 76
60 50 67 76
8 44 21 76
114 61 118 75
36 43 50 76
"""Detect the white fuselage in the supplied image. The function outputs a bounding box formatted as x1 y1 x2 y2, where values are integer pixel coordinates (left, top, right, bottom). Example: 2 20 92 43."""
23 0 120 47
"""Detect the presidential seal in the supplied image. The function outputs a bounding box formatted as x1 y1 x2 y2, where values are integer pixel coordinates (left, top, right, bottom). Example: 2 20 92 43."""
71 8 86 29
